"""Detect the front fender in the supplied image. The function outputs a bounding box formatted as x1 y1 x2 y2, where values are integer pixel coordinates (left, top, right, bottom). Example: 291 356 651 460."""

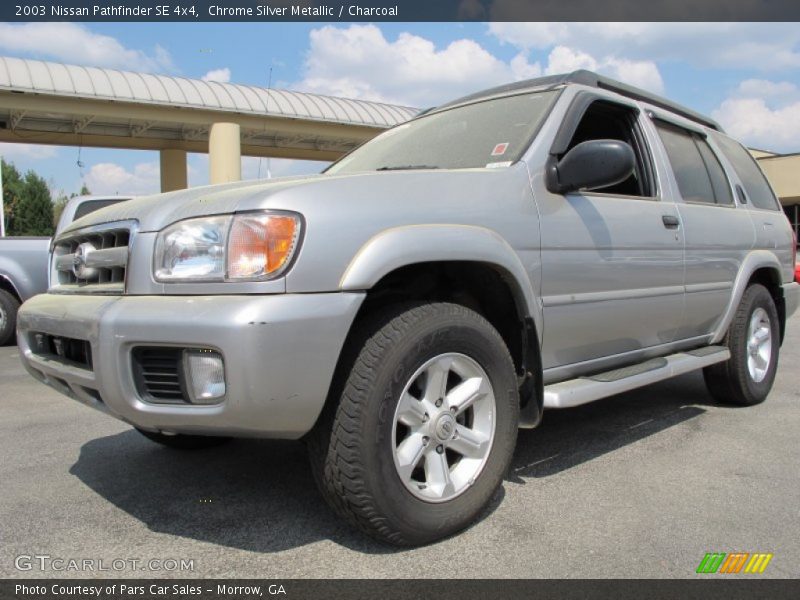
0 259 45 301
710 250 784 344
338 224 542 340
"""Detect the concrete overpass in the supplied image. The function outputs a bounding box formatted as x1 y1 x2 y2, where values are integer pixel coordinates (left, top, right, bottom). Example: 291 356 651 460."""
0 54 797 243
0 56 418 191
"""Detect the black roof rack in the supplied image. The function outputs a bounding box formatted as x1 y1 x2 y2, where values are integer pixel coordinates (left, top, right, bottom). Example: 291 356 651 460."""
433 70 722 132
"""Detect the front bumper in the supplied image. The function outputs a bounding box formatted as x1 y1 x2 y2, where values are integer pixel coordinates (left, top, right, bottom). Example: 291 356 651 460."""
16 292 364 439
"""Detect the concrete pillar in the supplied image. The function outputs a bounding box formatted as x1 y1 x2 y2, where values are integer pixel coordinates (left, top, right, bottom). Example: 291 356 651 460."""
159 148 188 192
209 122 241 184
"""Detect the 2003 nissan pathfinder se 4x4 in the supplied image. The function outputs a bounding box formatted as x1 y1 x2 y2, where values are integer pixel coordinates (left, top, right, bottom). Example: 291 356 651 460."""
17 71 799 545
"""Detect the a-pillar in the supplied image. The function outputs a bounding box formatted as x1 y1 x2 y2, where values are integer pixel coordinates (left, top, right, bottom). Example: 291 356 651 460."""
209 122 242 184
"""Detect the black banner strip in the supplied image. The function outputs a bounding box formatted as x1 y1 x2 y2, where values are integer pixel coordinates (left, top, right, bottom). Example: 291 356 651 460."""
2 0 800 22
3 579 800 600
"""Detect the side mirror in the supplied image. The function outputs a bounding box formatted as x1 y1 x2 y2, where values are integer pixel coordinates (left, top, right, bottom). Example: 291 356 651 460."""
546 139 636 194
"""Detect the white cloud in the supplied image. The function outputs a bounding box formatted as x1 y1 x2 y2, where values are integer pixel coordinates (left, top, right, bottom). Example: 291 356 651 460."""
509 53 542 80
712 80 800 153
542 46 664 93
489 23 800 72
84 162 161 196
734 79 799 104
0 23 173 72
293 24 665 107
202 68 231 83
294 24 540 106
0 143 59 160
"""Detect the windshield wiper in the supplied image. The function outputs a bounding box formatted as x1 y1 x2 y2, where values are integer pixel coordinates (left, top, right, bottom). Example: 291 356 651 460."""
375 165 440 171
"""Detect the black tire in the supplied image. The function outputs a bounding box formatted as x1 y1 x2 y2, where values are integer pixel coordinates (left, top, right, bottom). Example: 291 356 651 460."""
703 284 780 406
0 289 20 346
307 302 519 546
136 428 232 450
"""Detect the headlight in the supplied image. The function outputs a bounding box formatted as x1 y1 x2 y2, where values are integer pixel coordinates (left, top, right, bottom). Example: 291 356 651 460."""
154 212 301 282
154 216 228 281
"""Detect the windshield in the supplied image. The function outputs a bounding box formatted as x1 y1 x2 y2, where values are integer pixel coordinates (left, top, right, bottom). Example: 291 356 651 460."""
326 90 559 174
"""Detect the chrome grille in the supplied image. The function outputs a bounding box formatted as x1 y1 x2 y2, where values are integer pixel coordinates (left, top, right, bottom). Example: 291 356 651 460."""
51 222 134 294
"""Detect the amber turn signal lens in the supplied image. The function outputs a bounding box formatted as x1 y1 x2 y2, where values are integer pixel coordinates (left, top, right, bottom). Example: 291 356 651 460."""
227 214 299 279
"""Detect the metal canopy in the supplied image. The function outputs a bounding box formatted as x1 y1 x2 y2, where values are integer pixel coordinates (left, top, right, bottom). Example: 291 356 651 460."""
0 56 419 161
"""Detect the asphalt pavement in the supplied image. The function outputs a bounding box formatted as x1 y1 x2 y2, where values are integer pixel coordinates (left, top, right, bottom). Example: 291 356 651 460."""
1 316 798 578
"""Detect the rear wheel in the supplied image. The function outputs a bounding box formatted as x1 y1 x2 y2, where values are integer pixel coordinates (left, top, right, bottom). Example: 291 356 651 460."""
136 428 231 450
703 284 780 406
0 289 20 346
308 302 519 546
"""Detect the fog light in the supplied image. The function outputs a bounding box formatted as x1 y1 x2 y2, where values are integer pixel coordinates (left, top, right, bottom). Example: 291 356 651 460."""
183 349 226 404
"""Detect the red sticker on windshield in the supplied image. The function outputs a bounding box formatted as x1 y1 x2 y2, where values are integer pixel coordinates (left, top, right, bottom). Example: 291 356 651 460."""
491 142 509 156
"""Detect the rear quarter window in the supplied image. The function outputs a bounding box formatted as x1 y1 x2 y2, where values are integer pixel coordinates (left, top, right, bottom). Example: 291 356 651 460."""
711 133 780 211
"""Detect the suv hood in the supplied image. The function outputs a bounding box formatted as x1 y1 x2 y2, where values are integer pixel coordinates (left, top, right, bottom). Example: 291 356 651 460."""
60 168 522 235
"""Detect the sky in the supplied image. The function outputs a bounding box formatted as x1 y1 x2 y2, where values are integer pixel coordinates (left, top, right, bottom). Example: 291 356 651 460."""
0 21 799 197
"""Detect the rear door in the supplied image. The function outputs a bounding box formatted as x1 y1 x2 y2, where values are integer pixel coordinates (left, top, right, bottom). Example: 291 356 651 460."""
711 132 794 282
534 94 685 375
649 117 755 340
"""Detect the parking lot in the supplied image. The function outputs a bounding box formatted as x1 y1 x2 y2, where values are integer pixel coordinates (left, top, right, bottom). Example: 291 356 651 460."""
1 315 799 579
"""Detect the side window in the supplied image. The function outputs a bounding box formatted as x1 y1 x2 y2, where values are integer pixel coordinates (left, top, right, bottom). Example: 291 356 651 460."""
711 132 780 211
696 139 734 205
563 100 654 197
655 121 732 206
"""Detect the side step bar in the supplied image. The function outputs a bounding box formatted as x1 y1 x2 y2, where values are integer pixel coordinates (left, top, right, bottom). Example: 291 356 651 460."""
543 346 730 409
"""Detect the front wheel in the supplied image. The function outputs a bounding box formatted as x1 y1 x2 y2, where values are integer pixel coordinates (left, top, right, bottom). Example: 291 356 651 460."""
308 302 519 546
0 289 20 346
704 284 780 406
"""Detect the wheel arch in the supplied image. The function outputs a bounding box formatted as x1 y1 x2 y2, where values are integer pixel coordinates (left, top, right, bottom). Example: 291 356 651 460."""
0 274 22 302
711 251 787 344
332 225 544 428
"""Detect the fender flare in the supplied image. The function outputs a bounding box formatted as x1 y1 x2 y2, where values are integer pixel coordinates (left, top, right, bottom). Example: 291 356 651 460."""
339 224 543 343
0 265 27 302
710 250 784 344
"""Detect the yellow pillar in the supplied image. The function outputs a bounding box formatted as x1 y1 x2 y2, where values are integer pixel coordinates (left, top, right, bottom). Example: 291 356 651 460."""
159 148 188 192
209 122 241 184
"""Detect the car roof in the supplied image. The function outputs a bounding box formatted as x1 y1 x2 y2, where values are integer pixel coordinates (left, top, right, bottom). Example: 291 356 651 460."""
431 70 722 132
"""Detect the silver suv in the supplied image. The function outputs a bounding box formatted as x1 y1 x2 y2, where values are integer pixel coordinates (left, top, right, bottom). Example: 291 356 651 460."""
17 71 799 545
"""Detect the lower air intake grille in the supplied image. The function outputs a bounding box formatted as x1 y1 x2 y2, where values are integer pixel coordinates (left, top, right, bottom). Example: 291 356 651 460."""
29 332 93 370
131 347 189 404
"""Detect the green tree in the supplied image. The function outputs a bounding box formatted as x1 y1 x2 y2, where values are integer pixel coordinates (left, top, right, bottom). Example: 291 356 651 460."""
69 183 91 199
1 159 23 234
52 192 69 228
11 170 54 236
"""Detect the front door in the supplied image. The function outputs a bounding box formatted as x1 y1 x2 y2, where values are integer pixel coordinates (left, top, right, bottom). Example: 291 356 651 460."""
535 96 685 376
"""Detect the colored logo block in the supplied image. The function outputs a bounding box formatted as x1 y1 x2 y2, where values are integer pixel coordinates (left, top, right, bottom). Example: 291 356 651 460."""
696 552 773 574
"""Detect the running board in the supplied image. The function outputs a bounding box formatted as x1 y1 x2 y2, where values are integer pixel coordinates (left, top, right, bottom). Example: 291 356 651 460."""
543 346 730 409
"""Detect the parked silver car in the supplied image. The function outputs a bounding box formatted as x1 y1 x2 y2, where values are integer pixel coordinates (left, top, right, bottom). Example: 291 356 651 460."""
0 195 132 345
16 72 799 545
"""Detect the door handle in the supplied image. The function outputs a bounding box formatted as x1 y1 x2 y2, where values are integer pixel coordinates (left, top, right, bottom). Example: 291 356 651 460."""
662 215 680 229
